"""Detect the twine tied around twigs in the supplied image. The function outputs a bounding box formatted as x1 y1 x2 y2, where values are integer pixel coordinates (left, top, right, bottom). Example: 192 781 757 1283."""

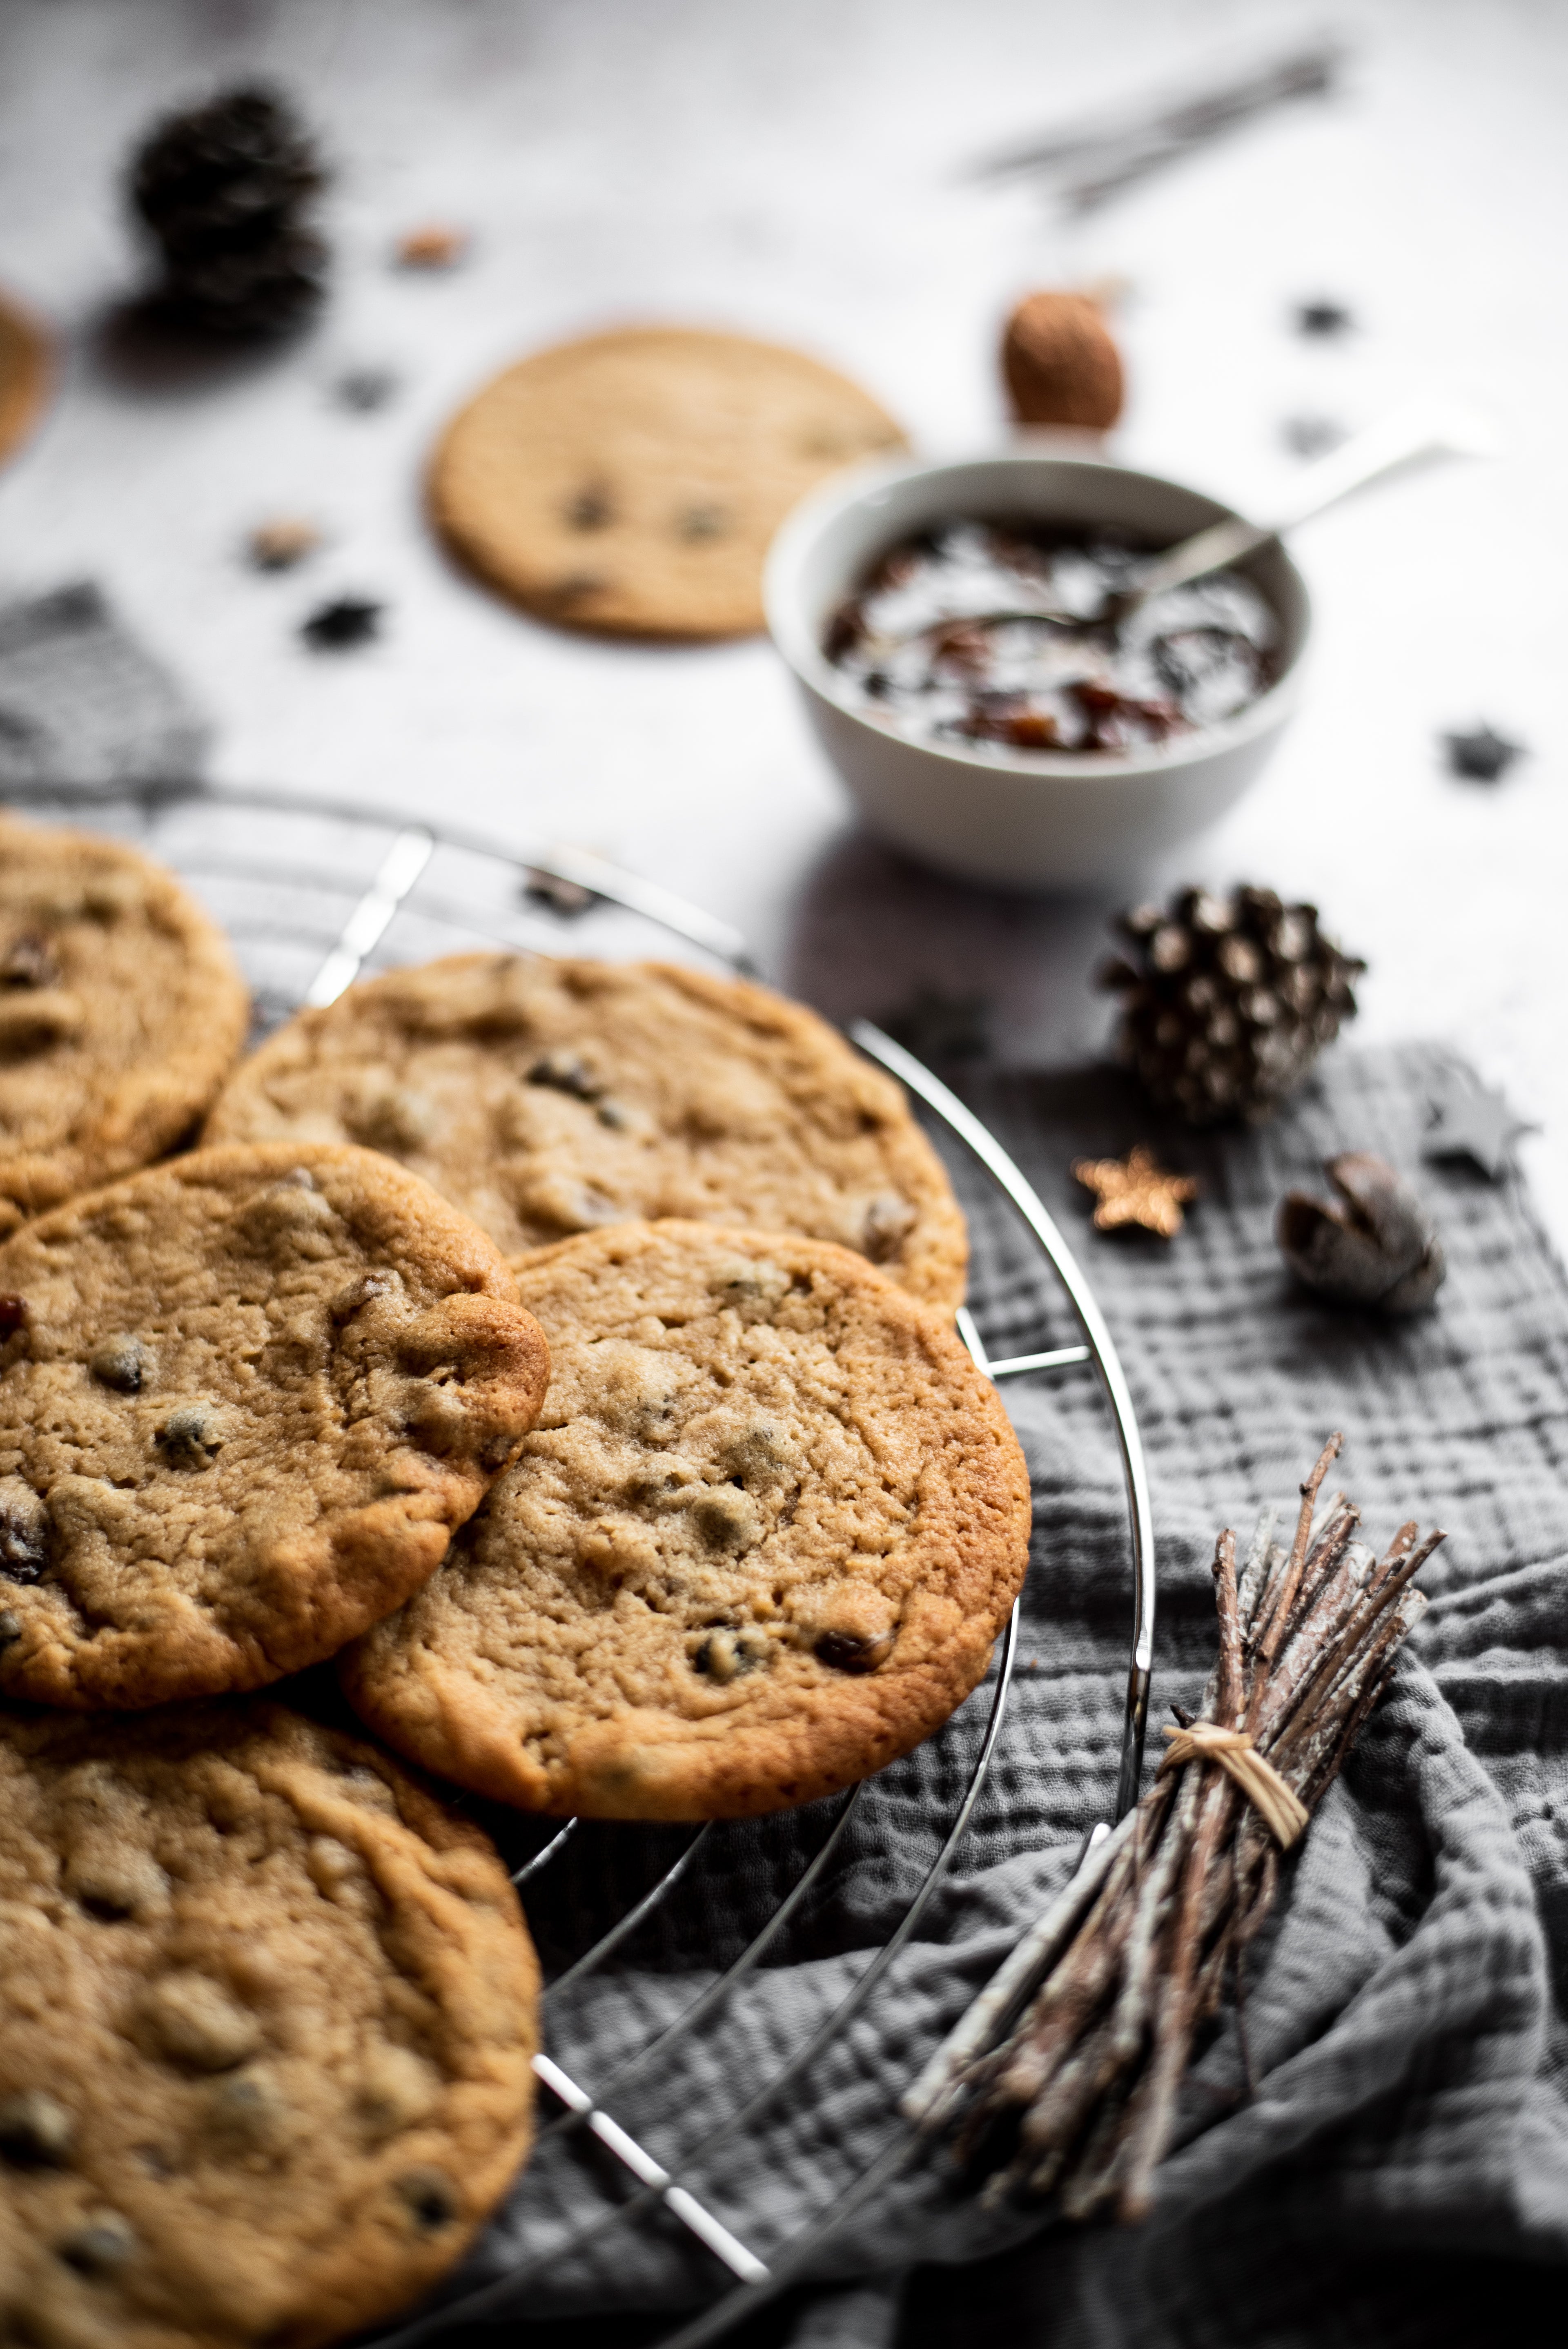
1160 1721 1310 1848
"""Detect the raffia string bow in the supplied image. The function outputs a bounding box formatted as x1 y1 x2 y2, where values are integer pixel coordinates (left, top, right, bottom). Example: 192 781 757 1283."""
920 1435 1443 2222
1159 1721 1308 1848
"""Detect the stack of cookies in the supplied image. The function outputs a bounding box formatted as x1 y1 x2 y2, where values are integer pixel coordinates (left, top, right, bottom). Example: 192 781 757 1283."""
0 811 1032 2345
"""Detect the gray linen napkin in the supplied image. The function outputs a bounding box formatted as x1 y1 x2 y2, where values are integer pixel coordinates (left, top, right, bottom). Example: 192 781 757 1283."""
407 1042 1568 2348
0 582 207 790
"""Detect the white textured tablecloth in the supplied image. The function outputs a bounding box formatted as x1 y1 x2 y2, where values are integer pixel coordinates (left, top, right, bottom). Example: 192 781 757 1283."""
1 0 1564 1231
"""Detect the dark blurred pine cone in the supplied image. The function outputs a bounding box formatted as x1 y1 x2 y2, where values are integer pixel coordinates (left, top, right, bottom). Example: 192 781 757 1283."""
1099 885 1365 1125
128 85 328 337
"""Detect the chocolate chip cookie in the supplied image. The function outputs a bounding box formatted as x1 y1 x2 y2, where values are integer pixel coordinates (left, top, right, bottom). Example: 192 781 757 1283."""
0 813 250 1236
0 1141 551 1708
0 288 49 469
0 1696 538 2349
428 325 906 637
341 1221 1031 1821
204 954 969 1313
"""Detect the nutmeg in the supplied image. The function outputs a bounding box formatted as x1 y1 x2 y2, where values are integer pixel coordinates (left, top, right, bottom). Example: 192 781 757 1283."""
1001 291 1124 432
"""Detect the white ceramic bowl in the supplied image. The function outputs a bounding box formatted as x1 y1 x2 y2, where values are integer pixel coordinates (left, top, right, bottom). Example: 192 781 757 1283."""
764 444 1310 891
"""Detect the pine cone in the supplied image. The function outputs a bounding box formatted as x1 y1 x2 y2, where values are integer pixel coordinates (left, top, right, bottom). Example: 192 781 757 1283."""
128 85 327 337
1099 885 1365 1125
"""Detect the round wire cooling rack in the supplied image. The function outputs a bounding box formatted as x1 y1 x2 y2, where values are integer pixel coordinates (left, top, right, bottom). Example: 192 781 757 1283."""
2 780 1156 2347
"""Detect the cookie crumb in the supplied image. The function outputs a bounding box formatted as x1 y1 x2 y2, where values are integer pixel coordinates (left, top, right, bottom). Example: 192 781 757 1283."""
248 517 320 571
396 224 468 270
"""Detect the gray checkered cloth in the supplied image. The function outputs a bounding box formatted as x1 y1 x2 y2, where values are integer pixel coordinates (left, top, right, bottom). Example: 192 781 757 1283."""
420 1045 1568 2348
0 583 207 790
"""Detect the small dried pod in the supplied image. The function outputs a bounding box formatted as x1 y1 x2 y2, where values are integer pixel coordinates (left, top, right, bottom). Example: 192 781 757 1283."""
1277 1152 1445 1311
1001 291 1124 431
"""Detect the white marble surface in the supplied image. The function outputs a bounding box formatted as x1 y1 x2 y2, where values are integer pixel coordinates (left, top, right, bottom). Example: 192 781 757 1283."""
2 0 1565 1234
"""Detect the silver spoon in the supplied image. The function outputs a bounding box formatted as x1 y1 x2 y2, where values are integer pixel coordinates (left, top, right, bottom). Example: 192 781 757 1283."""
908 399 1495 639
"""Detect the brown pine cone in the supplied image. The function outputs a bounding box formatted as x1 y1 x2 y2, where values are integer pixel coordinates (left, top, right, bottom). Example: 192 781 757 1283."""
1278 1154 1444 1312
1099 886 1365 1125
1001 292 1123 431
127 85 328 337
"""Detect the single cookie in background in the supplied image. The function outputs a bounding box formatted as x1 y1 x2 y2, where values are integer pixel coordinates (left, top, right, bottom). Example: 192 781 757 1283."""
0 1696 538 2349
429 325 906 637
0 814 251 1237
1001 290 1124 430
0 289 50 468
342 1221 1032 1821
0 1141 550 1709
205 954 969 1313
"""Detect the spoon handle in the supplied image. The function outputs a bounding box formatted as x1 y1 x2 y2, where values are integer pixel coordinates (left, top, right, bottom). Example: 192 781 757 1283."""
1128 397 1495 607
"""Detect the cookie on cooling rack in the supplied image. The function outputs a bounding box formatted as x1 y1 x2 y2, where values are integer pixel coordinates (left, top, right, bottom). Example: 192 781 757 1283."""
428 325 906 638
0 1696 538 2349
341 1220 1031 1821
204 953 969 1313
0 1141 550 1708
0 288 50 469
0 811 250 1237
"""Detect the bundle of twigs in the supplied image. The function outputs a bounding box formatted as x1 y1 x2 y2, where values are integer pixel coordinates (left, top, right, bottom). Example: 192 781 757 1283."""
909 1437 1440 2222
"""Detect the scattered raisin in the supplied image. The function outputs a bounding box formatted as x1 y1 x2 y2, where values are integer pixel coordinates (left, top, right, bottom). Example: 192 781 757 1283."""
301 597 382 650
0 1295 26 1338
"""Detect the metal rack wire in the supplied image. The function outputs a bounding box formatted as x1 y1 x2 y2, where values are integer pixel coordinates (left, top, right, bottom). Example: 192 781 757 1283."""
3 782 1156 2347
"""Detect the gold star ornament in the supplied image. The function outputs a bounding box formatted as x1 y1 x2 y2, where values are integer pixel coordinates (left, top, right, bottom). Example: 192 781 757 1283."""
1074 1145 1198 1239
